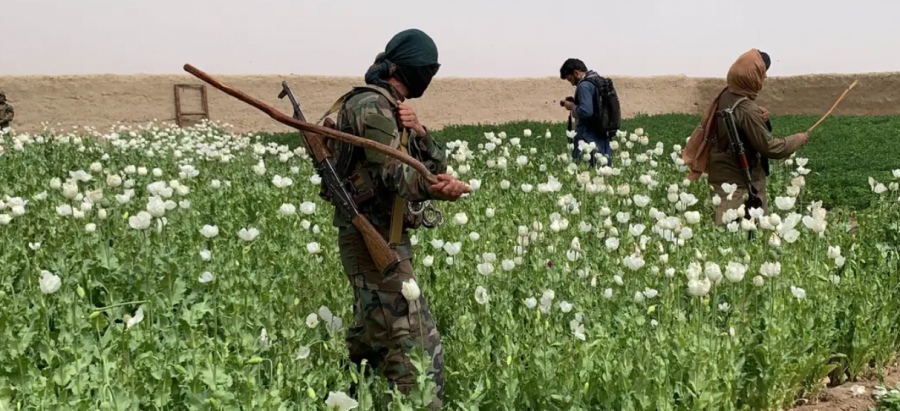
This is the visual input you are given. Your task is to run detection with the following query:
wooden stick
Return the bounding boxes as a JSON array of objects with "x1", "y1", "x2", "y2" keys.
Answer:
[
  {"x1": 182, "y1": 64, "x2": 439, "y2": 185},
  {"x1": 807, "y1": 79, "x2": 859, "y2": 133}
]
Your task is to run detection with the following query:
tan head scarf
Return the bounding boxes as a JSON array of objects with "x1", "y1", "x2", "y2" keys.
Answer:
[
  {"x1": 727, "y1": 49, "x2": 767, "y2": 99},
  {"x1": 682, "y1": 49, "x2": 767, "y2": 180}
]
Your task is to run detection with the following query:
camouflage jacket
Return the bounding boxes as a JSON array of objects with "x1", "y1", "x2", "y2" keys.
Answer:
[
  {"x1": 331, "y1": 84, "x2": 448, "y2": 228},
  {"x1": 0, "y1": 103, "x2": 13, "y2": 127}
]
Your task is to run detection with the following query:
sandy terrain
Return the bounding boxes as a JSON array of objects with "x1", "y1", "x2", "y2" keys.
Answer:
[
  {"x1": 1, "y1": 71, "x2": 897, "y2": 134},
  {"x1": 786, "y1": 363, "x2": 900, "y2": 411}
]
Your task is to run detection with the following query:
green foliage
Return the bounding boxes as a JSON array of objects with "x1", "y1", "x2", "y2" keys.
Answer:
[
  {"x1": 874, "y1": 381, "x2": 900, "y2": 411},
  {"x1": 0, "y1": 118, "x2": 899, "y2": 410},
  {"x1": 438, "y1": 114, "x2": 900, "y2": 212},
  {"x1": 261, "y1": 114, "x2": 900, "y2": 211}
]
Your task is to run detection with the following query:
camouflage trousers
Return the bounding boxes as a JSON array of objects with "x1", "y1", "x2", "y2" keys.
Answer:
[{"x1": 337, "y1": 225, "x2": 445, "y2": 409}]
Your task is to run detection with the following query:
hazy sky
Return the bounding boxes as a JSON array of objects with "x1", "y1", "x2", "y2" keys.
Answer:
[{"x1": 3, "y1": 0, "x2": 896, "y2": 78}]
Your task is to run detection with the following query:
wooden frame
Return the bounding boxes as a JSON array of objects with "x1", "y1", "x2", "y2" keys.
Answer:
[{"x1": 174, "y1": 84, "x2": 209, "y2": 127}]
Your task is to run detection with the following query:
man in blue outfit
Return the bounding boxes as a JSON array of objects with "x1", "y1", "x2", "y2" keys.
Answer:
[{"x1": 559, "y1": 58, "x2": 621, "y2": 167}]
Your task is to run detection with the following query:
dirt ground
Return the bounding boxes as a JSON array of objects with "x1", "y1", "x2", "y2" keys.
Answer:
[
  {"x1": 1, "y1": 71, "x2": 898, "y2": 134},
  {"x1": 786, "y1": 363, "x2": 900, "y2": 411}
]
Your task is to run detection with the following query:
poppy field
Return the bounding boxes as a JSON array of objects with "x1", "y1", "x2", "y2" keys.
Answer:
[{"x1": 1, "y1": 115, "x2": 899, "y2": 410}]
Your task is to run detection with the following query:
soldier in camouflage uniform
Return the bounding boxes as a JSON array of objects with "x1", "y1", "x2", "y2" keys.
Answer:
[
  {"x1": 0, "y1": 91, "x2": 13, "y2": 129},
  {"x1": 322, "y1": 29, "x2": 469, "y2": 409}
]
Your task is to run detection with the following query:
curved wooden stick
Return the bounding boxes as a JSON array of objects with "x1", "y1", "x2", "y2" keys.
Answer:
[
  {"x1": 183, "y1": 64, "x2": 438, "y2": 185},
  {"x1": 807, "y1": 79, "x2": 859, "y2": 133}
]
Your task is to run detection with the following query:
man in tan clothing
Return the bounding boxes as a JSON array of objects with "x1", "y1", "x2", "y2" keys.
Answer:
[{"x1": 683, "y1": 49, "x2": 809, "y2": 225}]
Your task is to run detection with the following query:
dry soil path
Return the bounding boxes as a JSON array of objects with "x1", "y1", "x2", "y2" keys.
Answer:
[{"x1": 786, "y1": 363, "x2": 900, "y2": 411}]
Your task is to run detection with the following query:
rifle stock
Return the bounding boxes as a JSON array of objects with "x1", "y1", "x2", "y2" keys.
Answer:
[
  {"x1": 352, "y1": 214, "x2": 402, "y2": 273},
  {"x1": 299, "y1": 120, "x2": 331, "y2": 161},
  {"x1": 276, "y1": 81, "x2": 401, "y2": 275},
  {"x1": 183, "y1": 64, "x2": 438, "y2": 186},
  {"x1": 317, "y1": 119, "x2": 400, "y2": 273}
]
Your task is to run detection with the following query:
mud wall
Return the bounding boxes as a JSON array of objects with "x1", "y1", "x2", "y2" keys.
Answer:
[{"x1": 0, "y1": 72, "x2": 896, "y2": 134}]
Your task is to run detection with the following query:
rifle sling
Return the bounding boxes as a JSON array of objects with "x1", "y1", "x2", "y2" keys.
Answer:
[
  {"x1": 730, "y1": 97, "x2": 749, "y2": 112},
  {"x1": 717, "y1": 97, "x2": 749, "y2": 149},
  {"x1": 389, "y1": 129, "x2": 410, "y2": 248},
  {"x1": 316, "y1": 91, "x2": 356, "y2": 126},
  {"x1": 722, "y1": 96, "x2": 759, "y2": 197},
  {"x1": 316, "y1": 86, "x2": 389, "y2": 126}
]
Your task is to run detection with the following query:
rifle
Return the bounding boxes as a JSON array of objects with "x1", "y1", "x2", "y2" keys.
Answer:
[
  {"x1": 279, "y1": 80, "x2": 404, "y2": 275},
  {"x1": 721, "y1": 106, "x2": 763, "y2": 238},
  {"x1": 183, "y1": 64, "x2": 416, "y2": 275}
]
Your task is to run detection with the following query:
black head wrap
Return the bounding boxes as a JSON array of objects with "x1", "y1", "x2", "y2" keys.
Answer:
[
  {"x1": 364, "y1": 29, "x2": 440, "y2": 99},
  {"x1": 758, "y1": 50, "x2": 771, "y2": 71}
]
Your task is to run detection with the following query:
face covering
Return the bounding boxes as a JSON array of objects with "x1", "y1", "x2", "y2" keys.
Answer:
[
  {"x1": 393, "y1": 64, "x2": 440, "y2": 98},
  {"x1": 364, "y1": 28, "x2": 441, "y2": 98}
]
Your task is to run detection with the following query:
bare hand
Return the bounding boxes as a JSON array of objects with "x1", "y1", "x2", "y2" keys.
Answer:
[
  {"x1": 759, "y1": 106, "x2": 770, "y2": 121},
  {"x1": 398, "y1": 103, "x2": 427, "y2": 136},
  {"x1": 563, "y1": 101, "x2": 574, "y2": 111},
  {"x1": 428, "y1": 174, "x2": 471, "y2": 201},
  {"x1": 796, "y1": 132, "x2": 810, "y2": 145}
]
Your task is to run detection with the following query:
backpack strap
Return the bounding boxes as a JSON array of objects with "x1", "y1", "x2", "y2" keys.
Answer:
[
  {"x1": 388, "y1": 128, "x2": 411, "y2": 248},
  {"x1": 316, "y1": 91, "x2": 355, "y2": 125}
]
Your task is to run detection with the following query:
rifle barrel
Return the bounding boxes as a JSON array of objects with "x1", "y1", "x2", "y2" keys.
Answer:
[{"x1": 281, "y1": 82, "x2": 307, "y2": 122}]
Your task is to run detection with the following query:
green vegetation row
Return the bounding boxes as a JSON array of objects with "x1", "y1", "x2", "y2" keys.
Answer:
[{"x1": 260, "y1": 114, "x2": 900, "y2": 212}]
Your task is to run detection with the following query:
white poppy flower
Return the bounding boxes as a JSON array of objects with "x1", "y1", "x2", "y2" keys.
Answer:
[
  {"x1": 296, "y1": 345, "x2": 311, "y2": 360},
  {"x1": 238, "y1": 227, "x2": 260, "y2": 241},
  {"x1": 401, "y1": 279, "x2": 421, "y2": 302},
  {"x1": 128, "y1": 211, "x2": 152, "y2": 230},
  {"x1": 299, "y1": 202, "x2": 316, "y2": 215},
  {"x1": 39, "y1": 270, "x2": 61, "y2": 294},
  {"x1": 474, "y1": 286, "x2": 489, "y2": 305},
  {"x1": 199, "y1": 225, "x2": 219, "y2": 238},
  {"x1": 324, "y1": 391, "x2": 358, "y2": 411},
  {"x1": 125, "y1": 306, "x2": 145, "y2": 329}
]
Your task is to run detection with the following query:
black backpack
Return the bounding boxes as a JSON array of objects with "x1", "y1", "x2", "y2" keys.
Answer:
[{"x1": 577, "y1": 75, "x2": 621, "y2": 136}]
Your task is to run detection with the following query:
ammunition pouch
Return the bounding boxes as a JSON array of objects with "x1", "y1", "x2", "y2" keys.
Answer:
[
  {"x1": 318, "y1": 165, "x2": 443, "y2": 231},
  {"x1": 405, "y1": 200, "x2": 443, "y2": 229},
  {"x1": 318, "y1": 168, "x2": 376, "y2": 206}
]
